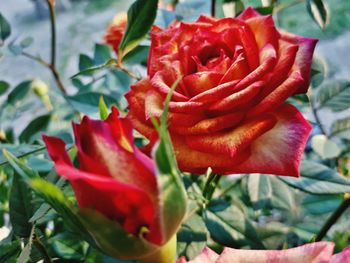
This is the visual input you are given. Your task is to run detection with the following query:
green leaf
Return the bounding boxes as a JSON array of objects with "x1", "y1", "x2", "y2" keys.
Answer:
[
  {"x1": 0, "y1": 240, "x2": 21, "y2": 263},
  {"x1": 255, "y1": 6, "x2": 274, "y2": 15},
  {"x1": 3, "y1": 149, "x2": 39, "y2": 180},
  {"x1": 247, "y1": 174, "x2": 272, "y2": 210},
  {"x1": 9, "y1": 173, "x2": 34, "y2": 237},
  {"x1": 306, "y1": 0, "x2": 329, "y2": 30},
  {"x1": 0, "y1": 13, "x2": 11, "y2": 42},
  {"x1": 19, "y1": 114, "x2": 51, "y2": 143},
  {"x1": 311, "y1": 56, "x2": 328, "y2": 88},
  {"x1": 0, "y1": 144, "x2": 46, "y2": 166},
  {"x1": 118, "y1": 0, "x2": 158, "y2": 60},
  {"x1": 302, "y1": 194, "x2": 342, "y2": 215},
  {"x1": 78, "y1": 54, "x2": 94, "y2": 74},
  {"x1": 66, "y1": 92, "x2": 117, "y2": 115},
  {"x1": 52, "y1": 232, "x2": 88, "y2": 260},
  {"x1": 72, "y1": 58, "x2": 117, "y2": 78},
  {"x1": 204, "y1": 200, "x2": 264, "y2": 249},
  {"x1": 77, "y1": 209, "x2": 156, "y2": 259},
  {"x1": 123, "y1": 45, "x2": 149, "y2": 65},
  {"x1": 19, "y1": 37, "x2": 33, "y2": 49},
  {"x1": 0, "y1": 81, "x2": 9, "y2": 96},
  {"x1": 316, "y1": 80, "x2": 350, "y2": 112},
  {"x1": 331, "y1": 117, "x2": 350, "y2": 137},
  {"x1": 177, "y1": 213, "x2": 207, "y2": 259},
  {"x1": 29, "y1": 178, "x2": 89, "y2": 236},
  {"x1": 99, "y1": 96, "x2": 109, "y2": 120},
  {"x1": 279, "y1": 160, "x2": 350, "y2": 194},
  {"x1": 7, "y1": 80, "x2": 32, "y2": 105},
  {"x1": 269, "y1": 176, "x2": 295, "y2": 211},
  {"x1": 93, "y1": 44, "x2": 112, "y2": 65},
  {"x1": 311, "y1": 134, "x2": 341, "y2": 159}
]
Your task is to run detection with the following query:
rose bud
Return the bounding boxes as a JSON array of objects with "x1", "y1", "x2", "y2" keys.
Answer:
[
  {"x1": 104, "y1": 12, "x2": 128, "y2": 54},
  {"x1": 126, "y1": 7, "x2": 318, "y2": 176},
  {"x1": 43, "y1": 107, "x2": 187, "y2": 262},
  {"x1": 177, "y1": 242, "x2": 350, "y2": 263}
]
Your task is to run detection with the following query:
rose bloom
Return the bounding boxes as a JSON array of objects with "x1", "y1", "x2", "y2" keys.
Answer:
[
  {"x1": 43, "y1": 107, "x2": 183, "y2": 247},
  {"x1": 177, "y1": 242, "x2": 350, "y2": 263},
  {"x1": 126, "y1": 7, "x2": 317, "y2": 176},
  {"x1": 104, "y1": 12, "x2": 128, "y2": 53}
]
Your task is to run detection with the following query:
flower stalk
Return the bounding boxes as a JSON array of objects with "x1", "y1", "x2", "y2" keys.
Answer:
[
  {"x1": 139, "y1": 235, "x2": 177, "y2": 263},
  {"x1": 315, "y1": 193, "x2": 350, "y2": 241}
]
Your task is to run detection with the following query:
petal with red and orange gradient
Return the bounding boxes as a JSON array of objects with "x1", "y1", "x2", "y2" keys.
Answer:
[
  {"x1": 144, "y1": 89, "x2": 204, "y2": 128},
  {"x1": 72, "y1": 116, "x2": 157, "y2": 196},
  {"x1": 281, "y1": 31, "x2": 318, "y2": 94},
  {"x1": 208, "y1": 81, "x2": 263, "y2": 113},
  {"x1": 247, "y1": 71, "x2": 304, "y2": 118},
  {"x1": 216, "y1": 242, "x2": 334, "y2": 263},
  {"x1": 42, "y1": 136, "x2": 156, "y2": 237},
  {"x1": 186, "y1": 115, "x2": 276, "y2": 158},
  {"x1": 183, "y1": 72, "x2": 223, "y2": 97},
  {"x1": 171, "y1": 135, "x2": 250, "y2": 174},
  {"x1": 232, "y1": 104, "x2": 311, "y2": 176},
  {"x1": 171, "y1": 112, "x2": 244, "y2": 135}
]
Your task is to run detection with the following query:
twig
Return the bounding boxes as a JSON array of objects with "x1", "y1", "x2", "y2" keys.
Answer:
[
  {"x1": 211, "y1": 0, "x2": 216, "y2": 17},
  {"x1": 116, "y1": 64, "x2": 141, "y2": 80},
  {"x1": 315, "y1": 193, "x2": 350, "y2": 241},
  {"x1": 45, "y1": 0, "x2": 67, "y2": 95},
  {"x1": 34, "y1": 235, "x2": 53, "y2": 263}
]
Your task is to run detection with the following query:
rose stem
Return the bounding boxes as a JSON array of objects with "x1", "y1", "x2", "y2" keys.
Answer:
[
  {"x1": 211, "y1": 0, "x2": 216, "y2": 17},
  {"x1": 315, "y1": 193, "x2": 350, "y2": 241},
  {"x1": 46, "y1": 0, "x2": 67, "y2": 95}
]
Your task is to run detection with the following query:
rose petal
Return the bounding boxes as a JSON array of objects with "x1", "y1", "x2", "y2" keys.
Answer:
[
  {"x1": 186, "y1": 115, "x2": 276, "y2": 158},
  {"x1": 181, "y1": 247, "x2": 219, "y2": 263},
  {"x1": 331, "y1": 247, "x2": 350, "y2": 263},
  {"x1": 233, "y1": 104, "x2": 311, "y2": 176},
  {"x1": 260, "y1": 40, "x2": 299, "y2": 97},
  {"x1": 281, "y1": 31, "x2": 318, "y2": 94},
  {"x1": 208, "y1": 81, "x2": 263, "y2": 113},
  {"x1": 145, "y1": 89, "x2": 204, "y2": 127},
  {"x1": 171, "y1": 112, "x2": 244, "y2": 135},
  {"x1": 247, "y1": 71, "x2": 304, "y2": 118},
  {"x1": 172, "y1": 135, "x2": 250, "y2": 174},
  {"x1": 216, "y1": 242, "x2": 334, "y2": 263},
  {"x1": 183, "y1": 71, "x2": 223, "y2": 97}
]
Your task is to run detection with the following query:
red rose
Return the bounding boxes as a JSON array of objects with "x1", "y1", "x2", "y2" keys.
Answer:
[
  {"x1": 43, "y1": 107, "x2": 186, "y2": 254},
  {"x1": 104, "y1": 12, "x2": 128, "y2": 53},
  {"x1": 126, "y1": 7, "x2": 317, "y2": 176},
  {"x1": 177, "y1": 242, "x2": 350, "y2": 263}
]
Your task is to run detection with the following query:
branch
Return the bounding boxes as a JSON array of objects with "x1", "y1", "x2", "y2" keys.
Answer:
[{"x1": 315, "y1": 193, "x2": 350, "y2": 241}]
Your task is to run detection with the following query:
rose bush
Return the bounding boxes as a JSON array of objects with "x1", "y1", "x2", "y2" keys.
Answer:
[
  {"x1": 177, "y1": 242, "x2": 350, "y2": 263},
  {"x1": 43, "y1": 107, "x2": 186, "y2": 260},
  {"x1": 126, "y1": 7, "x2": 317, "y2": 176}
]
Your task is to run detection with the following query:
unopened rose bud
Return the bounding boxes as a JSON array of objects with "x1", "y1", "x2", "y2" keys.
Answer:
[
  {"x1": 0, "y1": 129, "x2": 6, "y2": 142},
  {"x1": 32, "y1": 79, "x2": 49, "y2": 97}
]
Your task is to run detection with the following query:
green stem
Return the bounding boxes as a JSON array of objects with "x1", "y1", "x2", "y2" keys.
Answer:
[
  {"x1": 203, "y1": 172, "x2": 221, "y2": 202},
  {"x1": 34, "y1": 235, "x2": 53, "y2": 263},
  {"x1": 315, "y1": 193, "x2": 350, "y2": 241}
]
